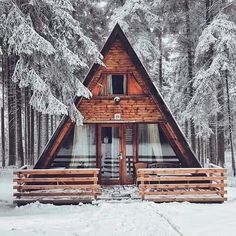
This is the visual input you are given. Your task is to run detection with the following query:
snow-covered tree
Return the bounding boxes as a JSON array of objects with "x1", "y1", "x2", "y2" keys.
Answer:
[
  {"x1": 108, "y1": 0, "x2": 162, "y2": 85},
  {"x1": 187, "y1": 13, "x2": 236, "y2": 134},
  {"x1": 186, "y1": 13, "x2": 236, "y2": 168},
  {"x1": 0, "y1": 0, "x2": 103, "y2": 125}
]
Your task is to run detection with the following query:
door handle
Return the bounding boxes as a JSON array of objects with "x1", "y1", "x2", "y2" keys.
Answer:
[{"x1": 119, "y1": 152, "x2": 123, "y2": 160}]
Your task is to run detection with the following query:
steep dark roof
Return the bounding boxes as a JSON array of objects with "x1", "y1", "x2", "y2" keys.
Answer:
[{"x1": 35, "y1": 23, "x2": 201, "y2": 169}]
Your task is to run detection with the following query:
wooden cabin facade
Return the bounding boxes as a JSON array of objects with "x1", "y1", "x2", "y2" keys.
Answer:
[
  {"x1": 14, "y1": 24, "x2": 227, "y2": 205},
  {"x1": 34, "y1": 24, "x2": 201, "y2": 185}
]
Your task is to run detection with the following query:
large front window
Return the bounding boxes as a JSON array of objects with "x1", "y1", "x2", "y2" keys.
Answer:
[
  {"x1": 51, "y1": 123, "x2": 180, "y2": 170},
  {"x1": 138, "y1": 124, "x2": 179, "y2": 165},
  {"x1": 52, "y1": 124, "x2": 96, "y2": 168},
  {"x1": 70, "y1": 125, "x2": 96, "y2": 168}
]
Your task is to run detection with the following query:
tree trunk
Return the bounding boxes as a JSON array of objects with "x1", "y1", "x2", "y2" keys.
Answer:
[
  {"x1": 205, "y1": 0, "x2": 216, "y2": 165},
  {"x1": 200, "y1": 138, "x2": 205, "y2": 166},
  {"x1": 225, "y1": 71, "x2": 236, "y2": 175},
  {"x1": 45, "y1": 114, "x2": 49, "y2": 143},
  {"x1": 7, "y1": 55, "x2": 16, "y2": 166},
  {"x1": 37, "y1": 112, "x2": 42, "y2": 157},
  {"x1": 205, "y1": 0, "x2": 213, "y2": 25},
  {"x1": 16, "y1": 85, "x2": 24, "y2": 167},
  {"x1": 197, "y1": 136, "x2": 201, "y2": 161},
  {"x1": 217, "y1": 81, "x2": 225, "y2": 166},
  {"x1": 209, "y1": 117, "x2": 217, "y2": 164},
  {"x1": 1, "y1": 107, "x2": 5, "y2": 167},
  {"x1": 1, "y1": 46, "x2": 6, "y2": 168},
  {"x1": 30, "y1": 104, "x2": 35, "y2": 165},
  {"x1": 184, "y1": 120, "x2": 189, "y2": 139},
  {"x1": 158, "y1": 30, "x2": 163, "y2": 90},
  {"x1": 41, "y1": 114, "x2": 49, "y2": 148},
  {"x1": 24, "y1": 88, "x2": 28, "y2": 164},
  {"x1": 27, "y1": 88, "x2": 32, "y2": 165},
  {"x1": 184, "y1": 0, "x2": 196, "y2": 153}
]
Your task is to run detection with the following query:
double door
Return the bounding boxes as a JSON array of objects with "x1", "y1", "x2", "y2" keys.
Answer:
[{"x1": 98, "y1": 124, "x2": 135, "y2": 185}]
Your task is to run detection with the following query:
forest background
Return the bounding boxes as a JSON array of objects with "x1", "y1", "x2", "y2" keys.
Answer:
[{"x1": 0, "y1": 0, "x2": 236, "y2": 175}]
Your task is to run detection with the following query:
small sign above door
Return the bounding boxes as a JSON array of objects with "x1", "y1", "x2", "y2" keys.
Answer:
[{"x1": 114, "y1": 113, "x2": 121, "y2": 120}]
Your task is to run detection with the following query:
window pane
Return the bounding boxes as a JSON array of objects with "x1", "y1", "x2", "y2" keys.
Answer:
[
  {"x1": 125, "y1": 125, "x2": 134, "y2": 178},
  {"x1": 111, "y1": 75, "x2": 125, "y2": 94},
  {"x1": 70, "y1": 125, "x2": 96, "y2": 168},
  {"x1": 138, "y1": 124, "x2": 180, "y2": 166},
  {"x1": 51, "y1": 124, "x2": 96, "y2": 168},
  {"x1": 51, "y1": 128, "x2": 74, "y2": 168},
  {"x1": 101, "y1": 127, "x2": 120, "y2": 180}
]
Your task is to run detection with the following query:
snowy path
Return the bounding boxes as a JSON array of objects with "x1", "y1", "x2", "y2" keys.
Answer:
[
  {"x1": 1, "y1": 169, "x2": 236, "y2": 236},
  {"x1": 0, "y1": 202, "x2": 180, "y2": 236}
]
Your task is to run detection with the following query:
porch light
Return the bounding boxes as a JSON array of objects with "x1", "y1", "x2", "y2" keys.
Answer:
[{"x1": 114, "y1": 96, "x2": 121, "y2": 104}]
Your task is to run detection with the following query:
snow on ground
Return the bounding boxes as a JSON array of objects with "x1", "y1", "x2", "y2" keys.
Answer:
[{"x1": 1, "y1": 169, "x2": 236, "y2": 236}]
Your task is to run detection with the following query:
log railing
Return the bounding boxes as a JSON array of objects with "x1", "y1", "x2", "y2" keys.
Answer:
[
  {"x1": 137, "y1": 168, "x2": 227, "y2": 203},
  {"x1": 13, "y1": 168, "x2": 100, "y2": 205}
]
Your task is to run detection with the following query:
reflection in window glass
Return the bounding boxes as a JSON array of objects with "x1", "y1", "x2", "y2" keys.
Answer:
[
  {"x1": 108, "y1": 74, "x2": 126, "y2": 94},
  {"x1": 126, "y1": 125, "x2": 134, "y2": 178},
  {"x1": 51, "y1": 127, "x2": 74, "y2": 168},
  {"x1": 51, "y1": 124, "x2": 96, "y2": 168},
  {"x1": 70, "y1": 125, "x2": 96, "y2": 168},
  {"x1": 138, "y1": 124, "x2": 180, "y2": 165},
  {"x1": 101, "y1": 127, "x2": 120, "y2": 180}
]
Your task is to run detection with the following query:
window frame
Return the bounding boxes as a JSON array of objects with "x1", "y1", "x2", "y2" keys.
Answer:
[{"x1": 107, "y1": 73, "x2": 127, "y2": 95}]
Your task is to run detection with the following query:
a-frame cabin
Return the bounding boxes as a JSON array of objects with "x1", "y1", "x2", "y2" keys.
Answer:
[{"x1": 34, "y1": 24, "x2": 201, "y2": 185}]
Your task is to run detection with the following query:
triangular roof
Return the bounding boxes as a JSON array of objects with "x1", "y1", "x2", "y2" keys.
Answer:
[{"x1": 35, "y1": 23, "x2": 201, "y2": 169}]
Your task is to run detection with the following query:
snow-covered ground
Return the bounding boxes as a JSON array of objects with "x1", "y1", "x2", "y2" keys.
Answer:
[{"x1": 1, "y1": 169, "x2": 236, "y2": 236}]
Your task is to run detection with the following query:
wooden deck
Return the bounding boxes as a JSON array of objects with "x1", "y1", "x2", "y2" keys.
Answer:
[
  {"x1": 13, "y1": 168, "x2": 101, "y2": 206},
  {"x1": 13, "y1": 168, "x2": 227, "y2": 205},
  {"x1": 137, "y1": 168, "x2": 227, "y2": 203}
]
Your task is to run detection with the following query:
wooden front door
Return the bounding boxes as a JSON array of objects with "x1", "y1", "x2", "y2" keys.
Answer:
[{"x1": 98, "y1": 124, "x2": 135, "y2": 185}]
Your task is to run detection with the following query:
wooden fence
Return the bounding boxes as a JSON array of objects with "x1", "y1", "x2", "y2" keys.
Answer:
[
  {"x1": 137, "y1": 168, "x2": 227, "y2": 203},
  {"x1": 13, "y1": 168, "x2": 100, "y2": 205}
]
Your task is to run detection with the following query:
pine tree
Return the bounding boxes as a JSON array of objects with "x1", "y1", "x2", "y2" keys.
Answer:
[
  {"x1": 1, "y1": 0, "x2": 103, "y2": 125},
  {"x1": 109, "y1": 0, "x2": 162, "y2": 85},
  {"x1": 187, "y1": 13, "x2": 236, "y2": 169}
]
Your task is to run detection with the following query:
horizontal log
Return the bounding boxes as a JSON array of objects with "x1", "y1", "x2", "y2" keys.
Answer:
[
  {"x1": 88, "y1": 95, "x2": 149, "y2": 100},
  {"x1": 137, "y1": 166, "x2": 227, "y2": 205},
  {"x1": 137, "y1": 168, "x2": 226, "y2": 175},
  {"x1": 14, "y1": 199, "x2": 94, "y2": 206},
  {"x1": 139, "y1": 183, "x2": 226, "y2": 189},
  {"x1": 141, "y1": 190, "x2": 227, "y2": 196},
  {"x1": 14, "y1": 177, "x2": 98, "y2": 183},
  {"x1": 14, "y1": 185, "x2": 100, "y2": 191},
  {"x1": 138, "y1": 176, "x2": 226, "y2": 182},
  {"x1": 14, "y1": 168, "x2": 100, "y2": 175},
  {"x1": 14, "y1": 191, "x2": 101, "y2": 197},
  {"x1": 80, "y1": 104, "x2": 154, "y2": 108},
  {"x1": 144, "y1": 197, "x2": 226, "y2": 203}
]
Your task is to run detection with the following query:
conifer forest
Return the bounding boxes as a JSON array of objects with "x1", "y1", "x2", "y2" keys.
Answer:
[{"x1": 0, "y1": 0, "x2": 236, "y2": 175}]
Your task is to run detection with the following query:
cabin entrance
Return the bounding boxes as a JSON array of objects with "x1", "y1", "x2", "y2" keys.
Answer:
[{"x1": 98, "y1": 124, "x2": 135, "y2": 185}]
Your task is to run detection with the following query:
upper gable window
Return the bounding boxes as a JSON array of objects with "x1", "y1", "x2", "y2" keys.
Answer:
[
  {"x1": 92, "y1": 73, "x2": 144, "y2": 96},
  {"x1": 108, "y1": 74, "x2": 127, "y2": 95}
]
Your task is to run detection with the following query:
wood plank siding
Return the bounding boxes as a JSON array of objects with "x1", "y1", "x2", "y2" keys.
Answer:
[
  {"x1": 137, "y1": 168, "x2": 227, "y2": 203},
  {"x1": 13, "y1": 169, "x2": 101, "y2": 206},
  {"x1": 34, "y1": 24, "x2": 201, "y2": 170},
  {"x1": 79, "y1": 96, "x2": 163, "y2": 123},
  {"x1": 79, "y1": 39, "x2": 163, "y2": 123}
]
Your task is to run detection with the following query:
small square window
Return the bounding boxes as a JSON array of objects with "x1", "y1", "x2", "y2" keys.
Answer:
[{"x1": 108, "y1": 75, "x2": 126, "y2": 94}]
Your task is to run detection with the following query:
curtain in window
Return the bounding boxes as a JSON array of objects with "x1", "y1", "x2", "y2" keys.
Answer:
[
  {"x1": 107, "y1": 74, "x2": 112, "y2": 95},
  {"x1": 69, "y1": 124, "x2": 96, "y2": 168},
  {"x1": 101, "y1": 127, "x2": 120, "y2": 179},
  {"x1": 107, "y1": 74, "x2": 127, "y2": 94},
  {"x1": 138, "y1": 124, "x2": 163, "y2": 162},
  {"x1": 111, "y1": 127, "x2": 119, "y2": 178},
  {"x1": 149, "y1": 124, "x2": 163, "y2": 160},
  {"x1": 123, "y1": 74, "x2": 127, "y2": 94}
]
